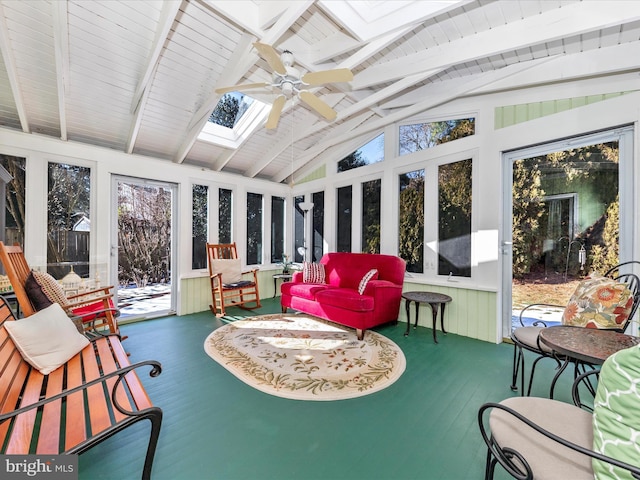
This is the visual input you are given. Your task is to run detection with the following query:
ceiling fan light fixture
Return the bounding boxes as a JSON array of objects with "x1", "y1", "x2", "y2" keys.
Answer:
[
  {"x1": 281, "y1": 82, "x2": 294, "y2": 98},
  {"x1": 281, "y1": 50, "x2": 294, "y2": 67}
]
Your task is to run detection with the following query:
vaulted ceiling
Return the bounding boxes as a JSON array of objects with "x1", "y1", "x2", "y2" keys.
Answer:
[{"x1": 1, "y1": 1, "x2": 639, "y2": 183}]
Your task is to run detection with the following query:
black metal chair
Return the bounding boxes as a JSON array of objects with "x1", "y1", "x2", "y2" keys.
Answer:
[
  {"x1": 510, "y1": 261, "x2": 640, "y2": 396},
  {"x1": 480, "y1": 367, "x2": 640, "y2": 480}
]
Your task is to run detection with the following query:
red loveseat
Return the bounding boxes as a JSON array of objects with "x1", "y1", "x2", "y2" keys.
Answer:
[{"x1": 280, "y1": 252, "x2": 406, "y2": 340}]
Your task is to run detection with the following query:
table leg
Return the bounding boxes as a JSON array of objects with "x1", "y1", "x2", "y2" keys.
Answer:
[
  {"x1": 440, "y1": 303, "x2": 448, "y2": 335},
  {"x1": 273, "y1": 277, "x2": 277, "y2": 298},
  {"x1": 429, "y1": 302, "x2": 439, "y2": 344},
  {"x1": 404, "y1": 300, "x2": 411, "y2": 336},
  {"x1": 549, "y1": 355, "x2": 571, "y2": 399}
]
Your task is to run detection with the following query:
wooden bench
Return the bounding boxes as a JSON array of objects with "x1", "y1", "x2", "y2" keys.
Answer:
[{"x1": 0, "y1": 297, "x2": 162, "y2": 479}]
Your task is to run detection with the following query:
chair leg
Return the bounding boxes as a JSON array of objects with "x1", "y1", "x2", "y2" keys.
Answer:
[
  {"x1": 510, "y1": 342, "x2": 521, "y2": 391},
  {"x1": 485, "y1": 446, "x2": 497, "y2": 480}
]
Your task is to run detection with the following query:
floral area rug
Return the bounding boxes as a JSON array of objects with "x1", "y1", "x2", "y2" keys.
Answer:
[{"x1": 204, "y1": 313, "x2": 406, "y2": 401}]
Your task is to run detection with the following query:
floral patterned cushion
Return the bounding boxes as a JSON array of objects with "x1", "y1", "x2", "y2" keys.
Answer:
[
  {"x1": 592, "y1": 345, "x2": 640, "y2": 478},
  {"x1": 562, "y1": 276, "x2": 634, "y2": 330}
]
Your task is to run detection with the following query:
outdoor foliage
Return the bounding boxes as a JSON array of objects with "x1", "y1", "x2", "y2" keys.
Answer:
[
  {"x1": 210, "y1": 95, "x2": 239, "y2": 128},
  {"x1": 47, "y1": 163, "x2": 91, "y2": 276},
  {"x1": 118, "y1": 184, "x2": 171, "y2": 287},
  {"x1": 399, "y1": 118, "x2": 474, "y2": 155},
  {"x1": 192, "y1": 184, "x2": 208, "y2": 269},
  {"x1": 438, "y1": 159, "x2": 472, "y2": 276},
  {"x1": 398, "y1": 171, "x2": 424, "y2": 272},
  {"x1": 362, "y1": 179, "x2": 381, "y2": 254},
  {"x1": 0, "y1": 155, "x2": 25, "y2": 244},
  {"x1": 512, "y1": 142, "x2": 619, "y2": 279}
]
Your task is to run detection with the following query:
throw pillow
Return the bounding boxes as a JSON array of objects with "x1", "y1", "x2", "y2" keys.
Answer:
[
  {"x1": 358, "y1": 269, "x2": 379, "y2": 295},
  {"x1": 562, "y1": 276, "x2": 634, "y2": 329},
  {"x1": 302, "y1": 262, "x2": 325, "y2": 283},
  {"x1": 4, "y1": 303, "x2": 90, "y2": 375},
  {"x1": 592, "y1": 344, "x2": 640, "y2": 478},
  {"x1": 25, "y1": 271, "x2": 54, "y2": 310},
  {"x1": 30, "y1": 270, "x2": 69, "y2": 307},
  {"x1": 211, "y1": 259, "x2": 243, "y2": 285}
]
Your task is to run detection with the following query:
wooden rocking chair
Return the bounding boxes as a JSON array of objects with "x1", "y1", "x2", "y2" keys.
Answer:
[
  {"x1": 207, "y1": 243, "x2": 261, "y2": 317},
  {"x1": 0, "y1": 241, "x2": 120, "y2": 335}
]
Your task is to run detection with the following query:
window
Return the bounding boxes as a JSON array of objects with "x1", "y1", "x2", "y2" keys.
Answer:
[
  {"x1": 47, "y1": 163, "x2": 91, "y2": 279},
  {"x1": 399, "y1": 118, "x2": 475, "y2": 156},
  {"x1": 294, "y1": 196, "x2": 304, "y2": 262},
  {"x1": 192, "y1": 185, "x2": 209, "y2": 269},
  {"x1": 271, "y1": 196, "x2": 285, "y2": 263},
  {"x1": 337, "y1": 133, "x2": 384, "y2": 172},
  {"x1": 398, "y1": 170, "x2": 424, "y2": 273},
  {"x1": 209, "y1": 93, "x2": 254, "y2": 129},
  {"x1": 336, "y1": 186, "x2": 352, "y2": 252},
  {"x1": 219, "y1": 188, "x2": 232, "y2": 244},
  {"x1": 362, "y1": 179, "x2": 381, "y2": 254},
  {"x1": 0, "y1": 154, "x2": 25, "y2": 248},
  {"x1": 438, "y1": 159, "x2": 472, "y2": 277},
  {"x1": 312, "y1": 191, "x2": 324, "y2": 262},
  {"x1": 246, "y1": 192, "x2": 263, "y2": 265}
]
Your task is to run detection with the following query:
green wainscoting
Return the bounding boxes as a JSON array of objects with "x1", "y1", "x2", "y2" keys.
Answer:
[
  {"x1": 179, "y1": 270, "x2": 284, "y2": 315},
  {"x1": 181, "y1": 276, "x2": 498, "y2": 343},
  {"x1": 400, "y1": 282, "x2": 497, "y2": 343}
]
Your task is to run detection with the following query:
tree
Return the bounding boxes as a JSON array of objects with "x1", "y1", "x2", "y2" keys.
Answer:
[
  {"x1": 0, "y1": 155, "x2": 26, "y2": 243},
  {"x1": 512, "y1": 159, "x2": 545, "y2": 279},
  {"x1": 210, "y1": 94, "x2": 240, "y2": 128},
  {"x1": 118, "y1": 184, "x2": 171, "y2": 287},
  {"x1": 362, "y1": 179, "x2": 381, "y2": 254},
  {"x1": 398, "y1": 171, "x2": 424, "y2": 272},
  {"x1": 47, "y1": 164, "x2": 91, "y2": 275}
]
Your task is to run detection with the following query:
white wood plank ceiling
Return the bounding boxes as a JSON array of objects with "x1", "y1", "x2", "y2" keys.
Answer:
[{"x1": 1, "y1": 0, "x2": 639, "y2": 183}]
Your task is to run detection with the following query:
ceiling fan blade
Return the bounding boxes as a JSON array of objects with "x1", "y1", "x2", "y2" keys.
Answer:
[
  {"x1": 301, "y1": 68, "x2": 354, "y2": 86},
  {"x1": 215, "y1": 82, "x2": 269, "y2": 94},
  {"x1": 265, "y1": 95, "x2": 286, "y2": 129},
  {"x1": 299, "y1": 91, "x2": 337, "y2": 121},
  {"x1": 253, "y1": 42, "x2": 286, "y2": 76}
]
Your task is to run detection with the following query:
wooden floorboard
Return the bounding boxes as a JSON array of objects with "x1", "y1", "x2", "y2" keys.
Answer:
[{"x1": 78, "y1": 298, "x2": 575, "y2": 480}]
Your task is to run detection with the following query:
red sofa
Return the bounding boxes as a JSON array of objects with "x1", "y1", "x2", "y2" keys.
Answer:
[{"x1": 280, "y1": 252, "x2": 406, "y2": 340}]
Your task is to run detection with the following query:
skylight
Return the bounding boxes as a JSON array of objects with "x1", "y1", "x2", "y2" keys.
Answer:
[{"x1": 198, "y1": 92, "x2": 270, "y2": 149}]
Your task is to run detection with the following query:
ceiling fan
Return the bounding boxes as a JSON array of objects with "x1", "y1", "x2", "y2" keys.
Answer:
[{"x1": 215, "y1": 42, "x2": 353, "y2": 129}]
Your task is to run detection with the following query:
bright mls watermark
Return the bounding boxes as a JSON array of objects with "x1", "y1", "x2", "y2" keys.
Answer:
[{"x1": 1, "y1": 455, "x2": 78, "y2": 480}]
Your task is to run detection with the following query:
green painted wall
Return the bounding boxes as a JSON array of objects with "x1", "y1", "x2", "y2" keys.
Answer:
[
  {"x1": 494, "y1": 92, "x2": 634, "y2": 129},
  {"x1": 180, "y1": 276, "x2": 498, "y2": 343}
]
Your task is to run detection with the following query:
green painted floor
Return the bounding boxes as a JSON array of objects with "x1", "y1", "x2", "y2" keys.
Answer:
[{"x1": 78, "y1": 298, "x2": 575, "y2": 480}]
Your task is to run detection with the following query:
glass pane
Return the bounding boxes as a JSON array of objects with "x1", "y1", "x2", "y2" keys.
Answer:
[
  {"x1": 399, "y1": 169, "x2": 424, "y2": 273},
  {"x1": 47, "y1": 163, "x2": 91, "y2": 279},
  {"x1": 336, "y1": 186, "x2": 352, "y2": 252},
  {"x1": 117, "y1": 181, "x2": 172, "y2": 296},
  {"x1": 399, "y1": 118, "x2": 475, "y2": 156},
  {"x1": 512, "y1": 141, "x2": 620, "y2": 327},
  {"x1": 312, "y1": 191, "x2": 324, "y2": 262},
  {"x1": 337, "y1": 133, "x2": 384, "y2": 172},
  {"x1": 362, "y1": 179, "x2": 381, "y2": 254},
  {"x1": 246, "y1": 192, "x2": 263, "y2": 265},
  {"x1": 0, "y1": 154, "x2": 25, "y2": 248},
  {"x1": 192, "y1": 185, "x2": 208, "y2": 269},
  {"x1": 438, "y1": 159, "x2": 472, "y2": 277},
  {"x1": 219, "y1": 188, "x2": 232, "y2": 243},
  {"x1": 271, "y1": 196, "x2": 285, "y2": 263},
  {"x1": 209, "y1": 92, "x2": 254, "y2": 128},
  {"x1": 294, "y1": 196, "x2": 304, "y2": 262}
]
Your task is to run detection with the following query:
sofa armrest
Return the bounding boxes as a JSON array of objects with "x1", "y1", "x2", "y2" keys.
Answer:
[{"x1": 291, "y1": 271, "x2": 303, "y2": 283}]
